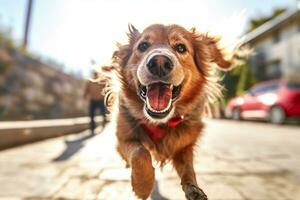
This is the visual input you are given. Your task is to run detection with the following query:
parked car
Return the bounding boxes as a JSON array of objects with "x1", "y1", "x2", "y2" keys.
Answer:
[{"x1": 226, "y1": 80, "x2": 300, "y2": 124}]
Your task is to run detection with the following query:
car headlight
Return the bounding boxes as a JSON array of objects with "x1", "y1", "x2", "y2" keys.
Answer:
[{"x1": 236, "y1": 98, "x2": 244, "y2": 105}]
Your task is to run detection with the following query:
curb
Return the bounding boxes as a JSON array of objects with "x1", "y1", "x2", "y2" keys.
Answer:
[{"x1": 0, "y1": 117, "x2": 102, "y2": 150}]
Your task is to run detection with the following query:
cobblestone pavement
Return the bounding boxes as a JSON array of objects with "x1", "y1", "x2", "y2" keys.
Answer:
[{"x1": 0, "y1": 119, "x2": 299, "y2": 200}]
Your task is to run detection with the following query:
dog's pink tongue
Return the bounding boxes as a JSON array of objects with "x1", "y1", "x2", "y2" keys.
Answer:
[{"x1": 147, "y1": 83, "x2": 172, "y2": 111}]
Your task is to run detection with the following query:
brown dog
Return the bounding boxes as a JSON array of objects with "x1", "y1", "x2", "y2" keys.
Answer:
[{"x1": 106, "y1": 24, "x2": 233, "y2": 200}]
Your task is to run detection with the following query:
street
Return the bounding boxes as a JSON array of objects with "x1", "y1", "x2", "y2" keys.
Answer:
[{"x1": 0, "y1": 119, "x2": 299, "y2": 200}]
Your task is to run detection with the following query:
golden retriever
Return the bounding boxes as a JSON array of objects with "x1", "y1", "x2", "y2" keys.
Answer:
[{"x1": 105, "y1": 24, "x2": 233, "y2": 200}]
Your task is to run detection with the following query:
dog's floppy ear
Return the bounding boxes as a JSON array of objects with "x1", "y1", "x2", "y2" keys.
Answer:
[
  {"x1": 127, "y1": 23, "x2": 140, "y2": 44},
  {"x1": 191, "y1": 28, "x2": 232, "y2": 74},
  {"x1": 112, "y1": 24, "x2": 140, "y2": 67}
]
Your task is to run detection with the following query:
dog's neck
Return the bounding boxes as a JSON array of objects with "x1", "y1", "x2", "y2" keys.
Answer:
[{"x1": 141, "y1": 115, "x2": 183, "y2": 143}]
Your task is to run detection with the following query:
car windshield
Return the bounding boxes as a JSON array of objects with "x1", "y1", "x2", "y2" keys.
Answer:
[
  {"x1": 287, "y1": 82, "x2": 300, "y2": 90},
  {"x1": 250, "y1": 83, "x2": 279, "y2": 95}
]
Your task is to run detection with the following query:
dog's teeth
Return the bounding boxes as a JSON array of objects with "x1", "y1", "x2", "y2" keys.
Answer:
[{"x1": 170, "y1": 85, "x2": 174, "y2": 90}]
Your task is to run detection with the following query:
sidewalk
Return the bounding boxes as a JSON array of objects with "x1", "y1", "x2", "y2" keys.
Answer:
[{"x1": 0, "y1": 120, "x2": 299, "y2": 199}]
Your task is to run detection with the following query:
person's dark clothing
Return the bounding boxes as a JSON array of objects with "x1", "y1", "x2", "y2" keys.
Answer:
[
  {"x1": 84, "y1": 80, "x2": 106, "y2": 134},
  {"x1": 89, "y1": 100, "x2": 106, "y2": 134}
]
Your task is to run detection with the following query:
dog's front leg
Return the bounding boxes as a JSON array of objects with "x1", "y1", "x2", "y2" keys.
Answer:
[
  {"x1": 120, "y1": 141, "x2": 154, "y2": 200},
  {"x1": 173, "y1": 145, "x2": 208, "y2": 200}
]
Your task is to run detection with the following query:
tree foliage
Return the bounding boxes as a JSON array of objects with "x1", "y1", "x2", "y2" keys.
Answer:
[{"x1": 247, "y1": 8, "x2": 287, "y2": 33}]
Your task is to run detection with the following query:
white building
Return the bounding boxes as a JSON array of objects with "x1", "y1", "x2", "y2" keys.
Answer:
[{"x1": 243, "y1": 7, "x2": 300, "y2": 81}]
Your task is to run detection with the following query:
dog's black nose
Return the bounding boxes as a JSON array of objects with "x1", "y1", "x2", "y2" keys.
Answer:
[{"x1": 147, "y1": 55, "x2": 173, "y2": 77}]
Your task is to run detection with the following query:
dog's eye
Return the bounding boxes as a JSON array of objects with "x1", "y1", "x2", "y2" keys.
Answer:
[
  {"x1": 138, "y1": 42, "x2": 150, "y2": 52},
  {"x1": 175, "y1": 43, "x2": 187, "y2": 53}
]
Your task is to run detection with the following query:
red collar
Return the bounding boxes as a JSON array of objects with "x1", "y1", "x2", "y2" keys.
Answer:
[{"x1": 141, "y1": 115, "x2": 183, "y2": 143}]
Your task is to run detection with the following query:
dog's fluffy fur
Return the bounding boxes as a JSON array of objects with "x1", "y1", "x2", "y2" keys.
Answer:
[{"x1": 103, "y1": 24, "x2": 234, "y2": 200}]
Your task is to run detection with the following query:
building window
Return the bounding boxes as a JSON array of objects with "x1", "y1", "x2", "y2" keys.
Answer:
[
  {"x1": 266, "y1": 60, "x2": 282, "y2": 78},
  {"x1": 273, "y1": 32, "x2": 281, "y2": 44}
]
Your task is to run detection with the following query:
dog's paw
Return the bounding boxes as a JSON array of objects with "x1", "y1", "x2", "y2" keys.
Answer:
[
  {"x1": 184, "y1": 183, "x2": 208, "y2": 200},
  {"x1": 130, "y1": 148, "x2": 154, "y2": 199}
]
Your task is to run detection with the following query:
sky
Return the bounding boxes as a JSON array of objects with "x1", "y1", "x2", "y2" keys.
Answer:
[{"x1": 0, "y1": 0, "x2": 297, "y2": 77}]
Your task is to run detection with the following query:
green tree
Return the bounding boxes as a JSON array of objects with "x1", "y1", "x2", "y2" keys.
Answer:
[{"x1": 247, "y1": 8, "x2": 287, "y2": 33}]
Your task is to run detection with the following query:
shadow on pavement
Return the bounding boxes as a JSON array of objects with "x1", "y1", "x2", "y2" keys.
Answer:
[
  {"x1": 52, "y1": 123, "x2": 108, "y2": 162},
  {"x1": 151, "y1": 180, "x2": 169, "y2": 200},
  {"x1": 52, "y1": 132, "x2": 95, "y2": 162}
]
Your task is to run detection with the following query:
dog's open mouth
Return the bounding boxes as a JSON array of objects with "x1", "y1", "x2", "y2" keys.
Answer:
[{"x1": 139, "y1": 82, "x2": 182, "y2": 119}]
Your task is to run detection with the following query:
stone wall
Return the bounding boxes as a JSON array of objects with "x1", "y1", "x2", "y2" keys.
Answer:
[{"x1": 0, "y1": 46, "x2": 87, "y2": 120}]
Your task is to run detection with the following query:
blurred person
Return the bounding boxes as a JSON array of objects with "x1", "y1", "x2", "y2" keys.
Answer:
[{"x1": 84, "y1": 70, "x2": 107, "y2": 135}]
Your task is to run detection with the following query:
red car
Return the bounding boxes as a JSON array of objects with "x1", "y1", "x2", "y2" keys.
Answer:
[{"x1": 226, "y1": 80, "x2": 300, "y2": 124}]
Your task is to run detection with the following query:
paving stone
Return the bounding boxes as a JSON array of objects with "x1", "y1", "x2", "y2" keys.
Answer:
[
  {"x1": 54, "y1": 177, "x2": 83, "y2": 199},
  {"x1": 97, "y1": 181, "x2": 137, "y2": 200},
  {"x1": 54, "y1": 177, "x2": 105, "y2": 199},
  {"x1": 233, "y1": 176, "x2": 279, "y2": 200},
  {"x1": 157, "y1": 178, "x2": 186, "y2": 200},
  {"x1": 201, "y1": 182, "x2": 243, "y2": 200},
  {"x1": 99, "y1": 168, "x2": 131, "y2": 181},
  {"x1": 237, "y1": 160, "x2": 284, "y2": 174}
]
